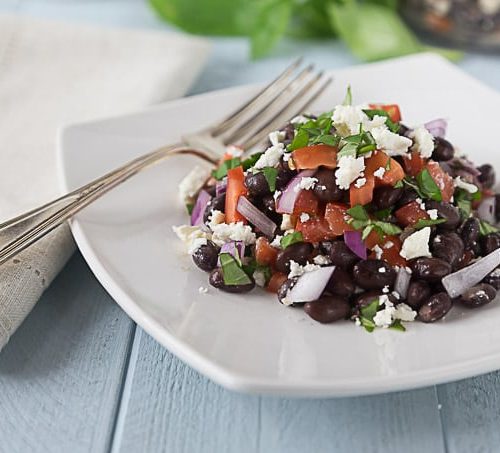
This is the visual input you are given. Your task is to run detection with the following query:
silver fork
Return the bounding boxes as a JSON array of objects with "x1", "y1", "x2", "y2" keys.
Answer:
[{"x1": 0, "y1": 59, "x2": 332, "y2": 264}]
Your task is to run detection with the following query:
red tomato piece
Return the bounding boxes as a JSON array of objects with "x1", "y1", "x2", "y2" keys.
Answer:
[
  {"x1": 403, "y1": 150, "x2": 427, "y2": 177},
  {"x1": 293, "y1": 190, "x2": 320, "y2": 216},
  {"x1": 395, "y1": 200, "x2": 429, "y2": 227},
  {"x1": 296, "y1": 217, "x2": 337, "y2": 242},
  {"x1": 292, "y1": 145, "x2": 337, "y2": 170},
  {"x1": 368, "y1": 103, "x2": 402, "y2": 123},
  {"x1": 255, "y1": 237, "x2": 278, "y2": 267},
  {"x1": 266, "y1": 272, "x2": 288, "y2": 294},
  {"x1": 324, "y1": 202, "x2": 353, "y2": 236},
  {"x1": 225, "y1": 166, "x2": 247, "y2": 224},
  {"x1": 425, "y1": 161, "x2": 454, "y2": 202}
]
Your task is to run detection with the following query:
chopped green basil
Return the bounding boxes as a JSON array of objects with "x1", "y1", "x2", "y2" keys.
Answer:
[
  {"x1": 402, "y1": 176, "x2": 425, "y2": 198},
  {"x1": 393, "y1": 179, "x2": 404, "y2": 188},
  {"x1": 260, "y1": 167, "x2": 278, "y2": 192},
  {"x1": 337, "y1": 142, "x2": 358, "y2": 159},
  {"x1": 385, "y1": 158, "x2": 392, "y2": 170},
  {"x1": 212, "y1": 157, "x2": 241, "y2": 180},
  {"x1": 363, "y1": 108, "x2": 400, "y2": 133},
  {"x1": 454, "y1": 188, "x2": 472, "y2": 219},
  {"x1": 242, "y1": 152, "x2": 262, "y2": 170},
  {"x1": 373, "y1": 208, "x2": 392, "y2": 221},
  {"x1": 343, "y1": 85, "x2": 352, "y2": 106},
  {"x1": 310, "y1": 134, "x2": 340, "y2": 147},
  {"x1": 186, "y1": 203, "x2": 194, "y2": 215},
  {"x1": 413, "y1": 218, "x2": 447, "y2": 229},
  {"x1": 288, "y1": 128, "x2": 309, "y2": 151},
  {"x1": 362, "y1": 224, "x2": 374, "y2": 240},
  {"x1": 416, "y1": 169, "x2": 442, "y2": 201},
  {"x1": 219, "y1": 253, "x2": 253, "y2": 286},
  {"x1": 372, "y1": 221, "x2": 402, "y2": 236},
  {"x1": 358, "y1": 143, "x2": 377, "y2": 155},
  {"x1": 389, "y1": 319, "x2": 406, "y2": 332},
  {"x1": 479, "y1": 220, "x2": 500, "y2": 236},
  {"x1": 281, "y1": 231, "x2": 304, "y2": 249},
  {"x1": 359, "y1": 298, "x2": 380, "y2": 333},
  {"x1": 347, "y1": 204, "x2": 369, "y2": 221}
]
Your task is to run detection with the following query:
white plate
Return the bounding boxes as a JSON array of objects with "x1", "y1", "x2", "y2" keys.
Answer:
[{"x1": 58, "y1": 53, "x2": 500, "y2": 397}]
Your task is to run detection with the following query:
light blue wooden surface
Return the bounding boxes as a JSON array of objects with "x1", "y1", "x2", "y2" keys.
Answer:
[{"x1": 2, "y1": 1, "x2": 500, "y2": 452}]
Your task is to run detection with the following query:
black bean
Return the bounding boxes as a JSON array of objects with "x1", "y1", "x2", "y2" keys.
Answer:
[
  {"x1": 353, "y1": 259, "x2": 396, "y2": 290},
  {"x1": 481, "y1": 233, "x2": 500, "y2": 255},
  {"x1": 304, "y1": 296, "x2": 351, "y2": 323},
  {"x1": 460, "y1": 283, "x2": 497, "y2": 308},
  {"x1": 495, "y1": 194, "x2": 500, "y2": 223},
  {"x1": 477, "y1": 164, "x2": 495, "y2": 189},
  {"x1": 277, "y1": 278, "x2": 298, "y2": 305},
  {"x1": 353, "y1": 290, "x2": 384, "y2": 310},
  {"x1": 275, "y1": 242, "x2": 313, "y2": 274},
  {"x1": 281, "y1": 123, "x2": 295, "y2": 144},
  {"x1": 313, "y1": 168, "x2": 345, "y2": 202},
  {"x1": 406, "y1": 280, "x2": 432, "y2": 310},
  {"x1": 483, "y1": 269, "x2": 500, "y2": 289},
  {"x1": 426, "y1": 201, "x2": 460, "y2": 230},
  {"x1": 398, "y1": 124, "x2": 410, "y2": 136},
  {"x1": 460, "y1": 218, "x2": 480, "y2": 249},
  {"x1": 208, "y1": 268, "x2": 255, "y2": 293},
  {"x1": 261, "y1": 194, "x2": 276, "y2": 212},
  {"x1": 245, "y1": 172, "x2": 270, "y2": 197},
  {"x1": 203, "y1": 194, "x2": 225, "y2": 223},
  {"x1": 320, "y1": 241, "x2": 360, "y2": 271},
  {"x1": 431, "y1": 137, "x2": 454, "y2": 162},
  {"x1": 418, "y1": 292, "x2": 452, "y2": 322},
  {"x1": 395, "y1": 188, "x2": 419, "y2": 209},
  {"x1": 326, "y1": 267, "x2": 355, "y2": 298},
  {"x1": 431, "y1": 232, "x2": 464, "y2": 267},
  {"x1": 455, "y1": 249, "x2": 475, "y2": 270},
  {"x1": 410, "y1": 257, "x2": 452, "y2": 281},
  {"x1": 192, "y1": 241, "x2": 219, "y2": 272},
  {"x1": 371, "y1": 186, "x2": 403, "y2": 210},
  {"x1": 276, "y1": 160, "x2": 295, "y2": 190}
]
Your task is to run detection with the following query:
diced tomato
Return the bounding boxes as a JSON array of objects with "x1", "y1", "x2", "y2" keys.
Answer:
[
  {"x1": 368, "y1": 103, "x2": 402, "y2": 123},
  {"x1": 293, "y1": 190, "x2": 319, "y2": 216},
  {"x1": 350, "y1": 176, "x2": 375, "y2": 206},
  {"x1": 364, "y1": 229, "x2": 383, "y2": 249},
  {"x1": 395, "y1": 200, "x2": 429, "y2": 227},
  {"x1": 369, "y1": 236, "x2": 407, "y2": 267},
  {"x1": 266, "y1": 272, "x2": 288, "y2": 294},
  {"x1": 425, "y1": 161, "x2": 454, "y2": 202},
  {"x1": 403, "y1": 150, "x2": 427, "y2": 177},
  {"x1": 225, "y1": 166, "x2": 247, "y2": 223},
  {"x1": 296, "y1": 217, "x2": 337, "y2": 242},
  {"x1": 255, "y1": 237, "x2": 278, "y2": 267},
  {"x1": 365, "y1": 150, "x2": 404, "y2": 186},
  {"x1": 292, "y1": 145, "x2": 337, "y2": 170},
  {"x1": 324, "y1": 202, "x2": 353, "y2": 236}
]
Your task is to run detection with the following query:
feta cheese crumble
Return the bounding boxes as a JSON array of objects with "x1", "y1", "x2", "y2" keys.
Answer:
[
  {"x1": 207, "y1": 210, "x2": 225, "y2": 230},
  {"x1": 400, "y1": 227, "x2": 432, "y2": 260},
  {"x1": 354, "y1": 177, "x2": 367, "y2": 188},
  {"x1": 454, "y1": 176, "x2": 478, "y2": 193},
  {"x1": 332, "y1": 105, "x2": 366, "y2": 136},
  {"x1": 211, "y1": 222, "x2": 256, "y2": 246},
  {"x1": 313, "y1": 255, "x2": 331, "y2": 265},
  {"x1": 291, "y1": 115, "x2": 309, "y2": 125},
  {"x1": 270, "y1": 235, "x2": 282, "y2": 248},
  {"x1": 373, "y1": 244, "x2": 383, "y2": 259},
  {"x1": 335, "y1": 155, "x2": 365, "y2": 189},
  {"x1": 394, "y1": 303, "x2": 417, "y2": 322},
  {"x1": 268, "y1": 130, "x2": 285, "y2": 146},
  {"x1": 288, "y1": 260, "x2": 320, "y2": 279},
  {"x1": 254, "y1": 143, "x2": 284, "y2": 169},
  {"x1": 373, "y1": 166, "x2": 386, "y2": 179},
  {"x1": 253, "y1": 270, "x2": 267, "y2": 287},
  {"x1": 295, "y1": 176, "x2": 318, "y2": 191},
  {"x1": 427, "y1": 209, "x2": 438, "y2": 220},
  {"x1": 281, "y1": 214, "x2": 294, "y2": 231},
  {"x1": 373, "y1": 296, "x2": 417, "y2": 328},
  {"x1": 300, "y1": 213, "x2": 310, "y2": 223},
  {"x1": 410, "y1": 126, "x2": 434, "y2": 158},
  {"x1": 178, "y1": 166, "x2": 210, "y2": 204},
  {"x1": 188, "y1": 237, "x2": 207, "y2": 255},
  {"x1": 370, "y1": 126, "x2": 412, "y2": 157},
  {"x1": 172, "y1": 225, "x2": 211, "y2": 253}
]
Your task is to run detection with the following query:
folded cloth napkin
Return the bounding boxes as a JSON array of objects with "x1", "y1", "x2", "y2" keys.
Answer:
[{"x1": 0, "y1": 14, "x2": 210, "y2": 350}]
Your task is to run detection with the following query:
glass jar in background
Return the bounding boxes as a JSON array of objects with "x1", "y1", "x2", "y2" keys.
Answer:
[{"x1": 401, "y1": 0, "x2": 500, "y2": 49}]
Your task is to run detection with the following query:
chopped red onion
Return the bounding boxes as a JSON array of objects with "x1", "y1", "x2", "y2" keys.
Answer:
[
  {"x1": 286, "y1": 266, "x2": 336, "y2": 304},
  {"x1": 344, "y1": 231, "x2": 367, "y2": 260},
  {"x1": 216, "y1": 179, "x2": 227, "y2": 197},
  {"x1": 190, "y1": 190, "x2": 212, "y2": 226},
  {"x1": 237, "y1": 196, "x2": 277, "y2": 238},
  {"x1": 219, "y1": 241, "x2": 245, "y2": 263},
  {"x1": 477, "y1": 197, "x2": 496, "y2": 224},
  {"x1": 424, "y1": 118, "x2": 448, "y2": 138},
  {"x1": 395, "y1": 267, "x2": 411, "y2": 299},
  {"x1": 276, "y1": 169, "x2": 316, "y2": 214},
  {"x1": 442, "y1": 249, "x2": 500, "y2": 298}
]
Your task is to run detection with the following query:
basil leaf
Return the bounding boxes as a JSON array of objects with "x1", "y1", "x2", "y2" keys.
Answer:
[
  {"x1": 389, "y1": 319, "x2": 406, "y2": 332},
  {"x1": 394, "y1": 180, "x2": 404, "y2": 188},
  {"x1": 347, "y1": 204, "x2": 369, "y2": 221},
  {"x1": 343, "y1": 85, "x2": 352, "y2": 106},
  {"x1": 373, "y1": 208, "x2": 392, "y2": 221},
  {"x1": 402, "y1": 176, "x2": 425, "y2": 198},
  {"x1": 359, "y1": 298, "x2": 379, "y2": 332},
  {"x1": 362, "y1": 224, "x2": 374, "y2": 240},
  {"x1": 358, "y1": 143, "x2": 377, "y2": 155},
  {"x1": 385, "y1": 158, "x2": 392, "y2": 170},
  {"x1": 310, "y1": 134, "x2": 340, "y2": 147},
  {"x1": 186, "y1": 203, "x2": 194, "y2": 215},
  {"x1": 212, "y1": 158, "x2": 241, "y2": 180},
  {"x1": 219, "y1": 253, "x2": 253, "y2": 286},
  {"x1": 454, "y1": 188, "x2": 472, "y2": 219},
  {"x1": 261, "y1": 167, "x2": 278, "y2": 192},
  {"x1": 337, "y1": 142, "x2": 358, "y2": 159},
  {"x1": 416, "y1": 169, "x2": 442, "y2": 201},
  {"x1": 372, "y1": 221, "x2": 402, "y2": 236},
  {"x1": 349, "y1": 219, "x2": 369, "y2": 231},
  {"x1": 479, "y1": 220, "x2": 500, "y2": 236},
  {"x1": 363, "y1": 108, "x2": 400, "y2": 133},
  {"x1": 288, "y1": 128, "x2": 309, "y2": 151},
  {"x1": 242, "y1": 152, "x2": 262, "y2": 170},
  {"x1": 413, "y1": 218, "x2": 447, "y2": 230},
  {"x1": 359, "y1": 317, "x2": 376, "y2": 333},
  {"x1": 281, "y1": 231, "x2": 304, "y2": 249}
]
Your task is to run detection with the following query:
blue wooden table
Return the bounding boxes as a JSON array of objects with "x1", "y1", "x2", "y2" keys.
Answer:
[{"x1": 2, "y1": 2, "x2": 500, "y2": 452}]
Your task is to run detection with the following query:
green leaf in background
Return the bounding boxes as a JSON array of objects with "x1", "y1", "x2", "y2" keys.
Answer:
[{"x1": 287, "y1": 0, "x2": 334, "y2": 39}]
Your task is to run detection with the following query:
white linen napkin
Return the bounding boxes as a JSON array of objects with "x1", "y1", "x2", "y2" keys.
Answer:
[{"x1": 0, "y1": 14, "x2": 210, "y2": 350}]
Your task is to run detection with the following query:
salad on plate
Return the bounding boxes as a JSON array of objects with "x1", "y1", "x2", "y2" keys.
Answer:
[{"x1": 174, "y1": 88, "x2": 500, "y2": 332}]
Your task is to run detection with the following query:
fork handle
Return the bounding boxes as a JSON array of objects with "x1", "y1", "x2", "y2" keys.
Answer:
[{"x1": 0, "y1": 144, "x2": 217, "y2": 265}]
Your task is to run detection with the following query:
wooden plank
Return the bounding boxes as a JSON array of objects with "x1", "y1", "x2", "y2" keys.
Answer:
[
  {"x1": 437, "y1": 372, "x2": 500, "y2": 453},
  {"x1": 113, "y1": 329, "x2": 445, "y2": 453},
  {"x1": 0, "y1": 253, "x2": 135, "y2": 453}
]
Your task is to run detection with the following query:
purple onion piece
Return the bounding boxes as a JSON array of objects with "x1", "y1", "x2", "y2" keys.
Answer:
[
  {"x1": 424, "y1": 118, "x2": 448, "y2": 138},
  {"x1": 442, "y1": 249, "x2": 500, "y2": 298},
  {"x1": 236, "y1": 196, "x2": 277, "y2": 238},
  {"x1": 286, "y1": 266, "x2": 336, "y2": 304},
  {"x1": 276, "y1": 169, "x2": 316, "y2": 214},
  {"x1": 219, "y1": 241, "x2": 245, "y2": 264},
  {"x1": 344, "y1": 231, "x2": 367, "y2": 260},
  {"x1": 190, "y1": 190, "x2": 212, "y2": 226},
  {"x1": 216, "y1": 178, "x2": 227, "y2": 197},
  {"x1": 477, "y1": 197, "x2": 496, "y2": 224}
]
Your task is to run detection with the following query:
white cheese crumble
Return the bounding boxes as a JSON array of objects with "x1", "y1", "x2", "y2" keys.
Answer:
[
  {"x1": 332, "y1": 105, "x2": 366, "y2": 136},
  {"x1": 354, "y1": 177, "x2": 367, "y2": 188},
  {"x1": 335, "y1": 155, "x2": 366, "y2": 190},
  {"x1": 373, "y1": 295, "x2": 395, "y2": 328},
  {"x1": 300, "y1": 213, "x2": 310, "y2": 223},
  {"x1": 270, "y1": 235, "x2": 282, "y2": 248},
  {"x1": 188, "y1": 237, "x2": 207, "y2": 255},
  {"x1": 370, "y1": 126, "x2": 412, "y2": 157},
  {"x1": 415, "y1": 197, "x2": 426, "y2": 210},
  {"x1": 281, "y1": 214, "x2": 294, "y2": 231},
  {"x1": 207, "y1": 210, "x2": 225, "y2": 230},
  {"x1": 268, "y1": 130, "x2": 286, "y2": 146},
  {"x1": 295, "y1": 176, "x2": 318, "y2": 192},
  {"x1": 291, "y1": 115, "x2": 309, "y2": 125},
  {"x1": 198, "y1": 286, "x2": 208, "y2": 295},
  {"x1": 178, "y1": 166, "x2": 210, "y2": 204},
  {"x1": 253, "y1": 270, "x2": 267, "y2": 287},
  {"x1": 382, "y1": 285, "x2": 390, "y2": 294},
  {"x1": 410, "y1": 126, "x2": 434, "y2": 158},
  {"x1": 273, "y1": 190, "x2": 281, "y2": 201},
  {"x1": 373, "y1": 244, "x2": 383, "y2": 259},
  {"x1": 313, "y1": 254, "x2": 331, "y2": 265},
  {"x1": 225, "y1": 144, "x2": 243, "y2": 157},
  {"x1": 384, "y1": 241, "x2": 394, "y2": 249},
  {"x1": 427, "y1": 209, "x2": 438, "y2": 220},
  {"x1": 400, "y1": 227, "x2": 432, "y2": 260},
  {"x1": 373, "y1": 166, "x2": 386, "y2": 179},
  {"x1": 288, "y1": 260, "x2": 320, "y2": 279},
  {"x1": 394, "y1": 303, "x2": 417, "y2": 322},
  {"x1": 283, "y1": 152, "x2": 291, "y2": 162},
  {"x1": 211, "y1": 222, "x2": 256, "y2": 246},
  {"x1": 454, "y1": 176, "x2": 478, "y2": 194},
  {"x1": 363, "y1": 115, "x2": 387, "y2": 131},
  {"x1": 379, "y1": 267, "x2": 386, "y2": 273},
  {"x1": 172, "y1": 225, "x2": 211, "y2": 254},
  {"x1": 254, "y1": 143, "x2": 284, "y2": 169}
]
